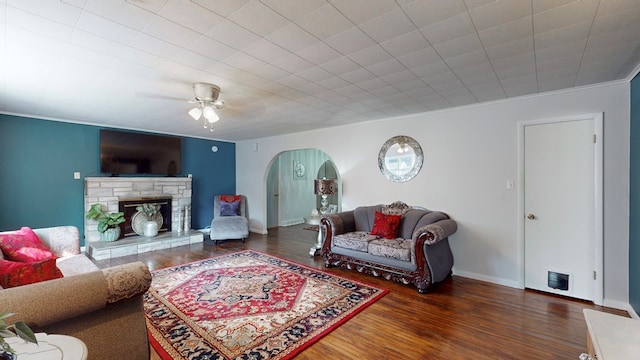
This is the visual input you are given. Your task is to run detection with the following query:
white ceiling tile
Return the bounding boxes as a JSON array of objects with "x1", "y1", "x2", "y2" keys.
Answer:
[
  {"x1": 192, "y1": 0, "x2": 249, "y2": 18},
  {"x1": 207, "y1": 19, "x2": 262, "y2": 50},
  {"x1": 84, "y1": 1, "x2": 154, "y2": 30},
  {"x1": 243, "y1": 39, "x2": 291, "y2": 63},
  {"x1": 380, "y1": 70, "x2": 420, "y2": 86},
  {"x1": 446, "y1": 49, "x2": 490, "y2": 71},
  {"x1": 501, "y1": 73, "x2": 537, "y2": 97},
  {"x1": 75, "y1": 11, "x2": 139, "y2": 45},
  {"x1": 129, "y1": 32, "x2": 181, "y2": 59},
  {"x1": 296, "y1": 4, "x2": 354, "y2": 40},
  {"x1": 532, "y1": 0, "x2": 580, "y2": 14},
  {"x1": 490, "y1": 51, "x2": 535, "y2": 72},
  {"x1": 485, "y1": 37, "x2": 534, "y2": 61},
  {"x1": 535, "y1": 39, "x2": 587, "y2": 62},
  {"x1": 467, "y1": 0, "x2": 531, "y2": 31},
  {"x1": 316, "y1": 76, "x2": 351, "y2": 90},
  {"x1": 259, "y1": 0, "x2": 325, "y2": 21},
  {"x1": 172, "y1": 49, "x2": 212, "y2": 70},
  {"x1": 380, "y1": 30, "x2": 430, "y2": 57},
  {"x1": 7, "y1": 0, "x2": 82, "y2": 26},
  {"x1": 348, "y1": 45, "x2": 392, "y2": 67},
  {"x1": 396, "y1": 47, "x2": 442, "y2": 69},
  {"x1": 340, "y1": 67, "x2": 377, "y2": 84},
  {"x1": 591, "y1": 6, "x2": 640, "y2": 37},
  {"x1": 329, "y1": 0, "x2": 398, "y2": 25},
  {"x1": 272, "y1": 54, "x2": 315, "y2": 73},
  {"x1": 454, "y1": 61, "x2": 494, "y2": 80},
  {"x1": 420, "y1": 12, "x2": 475, "y2": 45},
  {"x1": 69, "y1": 30, "x2": 124, "y2": 58},
  {"x1": 365, "y1": 58, "x2": 406, "y2": 77},
  {"x1": 411, "y1": 60, "x2": 452, "y2": 79},
  {"x1": 296, "y1": 66, "x2": 334, "y2": 82},
  {"x1": 359, "y1": 7, "x2": 416, "y2": 43},
  {"x1": 229, "y1": 1, "x2": 289, "y2": 37},
  {"x1": 402, "y1": 0, "x2": 468, "y2": 29},
  {"x1": 324, "y1": 27, "x2": 376, "y2": 55},
  {"x1": 495, "y1": 62, "x2": 536, "y2": 81},
  {"x1": 478, "y1": 16, "x2": 532, "y2": 48},
  {"x1": 318, "y1": 56, "x2": 362, "y2": 75},
  {"x1": 296, "y1": 42, "x2": 343, "y2": 66},
  {"x1": 533, "y1": 0, "x2": 599, "y2": 34},
  {"x1": 188, "y1": 35, "x2": 237, "y2": 61},
  {"x1": 158, "y1": 0, "x2": 223, "y2": 34},
  {"x1": 534, "y1": 20, "x2": 590, "y2": 50},
  {"x1": 266, "y1": 23, "x2": 317, "y2": 53},
  {"x1": 434, "y1": 33, "x2": 483, "y2": 59},
  {"x1": 393, "y1": 78, "x2": 428, "y2": 92},
  {"x1": 6, "y1": 7, "x2": 74, "y2": 41},
  {"x1": 125, "y1": 0, "x2": 169, "y2": 14},
  {"x1": 143, "y1": 16, "x2": 200, "y2": 47}
]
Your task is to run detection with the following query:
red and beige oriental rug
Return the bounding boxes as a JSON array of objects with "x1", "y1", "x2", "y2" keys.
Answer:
[{"x1": 144, "y1": 250, "x2": 387, "y2": 360}]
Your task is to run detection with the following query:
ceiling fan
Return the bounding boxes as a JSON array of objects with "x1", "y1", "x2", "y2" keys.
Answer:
[{"x1": 188, "y1": 82, "x2": 226, "y2": 132}]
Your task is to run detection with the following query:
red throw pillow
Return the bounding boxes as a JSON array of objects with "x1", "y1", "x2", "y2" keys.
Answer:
[
  {"x1": 0, "y1": 258, "x2": 63, "y2": 288},
  {"x1": 370, "y1": 211, "x2": 402, "y2": 239},
  {"x1": 220, "y1": 195, "x2": 241, "y2": 203},
  {"x1": 0, "y1": 227, "x2": 56, "y2": 262}
]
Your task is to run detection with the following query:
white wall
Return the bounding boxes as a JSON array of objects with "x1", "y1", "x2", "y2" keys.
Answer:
[{"x1": 236, "y1": 82, "x2": 630, "y2": 306}]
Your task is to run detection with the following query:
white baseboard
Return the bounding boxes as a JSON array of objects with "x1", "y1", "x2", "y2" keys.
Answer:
[{"x1": 452, "y1": 269, "x2": 522, "y2": 289}]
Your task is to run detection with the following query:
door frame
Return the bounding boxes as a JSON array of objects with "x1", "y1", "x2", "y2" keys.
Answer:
[{"x1": 516, "y1": 113, "x2": 603, "y2": 305}]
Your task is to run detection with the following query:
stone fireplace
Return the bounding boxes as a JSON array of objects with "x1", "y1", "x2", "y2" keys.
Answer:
[{"x1": 84, "y1": 177, "x2": 192, "y2": 243}]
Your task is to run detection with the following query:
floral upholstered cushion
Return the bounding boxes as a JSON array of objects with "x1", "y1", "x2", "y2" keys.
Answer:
[
  {"x1": 0, "y1": 227, "x2": 57, "y2": 262},
  {"x1": 333, "y1": 231, "x2": 379, "y2": 252},
  {"x1": 370, "y1": 211, "x2": 402, "y2": 239},
  {"x1": 0, "y1": 258, "x2": 63, "y2": 288},
  {"x1": 368, "y1": 238, "x2": 413, "y2": 262}
]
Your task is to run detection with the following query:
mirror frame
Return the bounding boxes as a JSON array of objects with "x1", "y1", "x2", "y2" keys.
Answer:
[{"x1": 378, "y1": 135, "x2": 423, "y2": 182}]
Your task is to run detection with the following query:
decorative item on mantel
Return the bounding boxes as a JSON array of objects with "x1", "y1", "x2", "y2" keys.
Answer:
[
  {"x1": 85, "y1": 203, "x2": 125, "y2": 242},
  {"x1": 135, "y1": 203, "x2": 162, "y2": 237}
]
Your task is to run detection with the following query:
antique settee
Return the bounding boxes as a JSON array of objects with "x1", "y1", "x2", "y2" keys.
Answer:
[
  {"x1": 0, "y1": 226, "x2": 152, "y2": 360},
  {"x1": 321, "y1": 202, "x2": 457, "y2": 293}
]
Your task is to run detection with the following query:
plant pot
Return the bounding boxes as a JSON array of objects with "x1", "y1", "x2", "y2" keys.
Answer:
[
  {"x1": 100, "y1": 227, "x2": 121, "y2": 242},
  {"x1": 143, "y1": 220, "x2": 158, "y2": 237},
  {"x1": 0, "y1": 340, "x2": 17, "y2": 360}
]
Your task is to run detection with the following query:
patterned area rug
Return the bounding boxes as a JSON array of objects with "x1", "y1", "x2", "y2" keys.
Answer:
[{"x1": 144, "y1": 250, "x2": 388, "y2": 359}]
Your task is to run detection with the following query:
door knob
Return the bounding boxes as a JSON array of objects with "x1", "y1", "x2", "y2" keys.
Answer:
[{"x1": 527, "y1": 214, "x2": 536, "y2": 220}]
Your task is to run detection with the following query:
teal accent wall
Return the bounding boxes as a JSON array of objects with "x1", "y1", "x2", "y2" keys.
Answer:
[
  {"x1": 0, "y1": 114, "x2": 235, "y2": 244},
  {"x1": 631, "y1": 73, "x2": 640, "y2": 315}
]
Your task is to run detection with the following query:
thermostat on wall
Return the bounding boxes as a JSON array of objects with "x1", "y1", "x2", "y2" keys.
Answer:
[{"x1": 211, "y1": 145, "x2": 219, "y2": 152}]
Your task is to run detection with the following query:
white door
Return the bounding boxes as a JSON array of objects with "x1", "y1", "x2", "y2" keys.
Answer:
[
  {"x1": 523, "y1": 117, "x2": 600, "y2": 301},
  {"x1": 266, "y1": 158, "x2": 280, "y2": 229}
]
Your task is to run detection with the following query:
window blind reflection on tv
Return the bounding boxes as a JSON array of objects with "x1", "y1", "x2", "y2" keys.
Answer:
[{"x1": 100, "y1": 129, "x2": 182, "y2": 176}]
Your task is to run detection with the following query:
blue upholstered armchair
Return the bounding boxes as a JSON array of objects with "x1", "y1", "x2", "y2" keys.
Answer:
[{"x1": 209, "y1": 195, "x2": 249, "y2": 244}]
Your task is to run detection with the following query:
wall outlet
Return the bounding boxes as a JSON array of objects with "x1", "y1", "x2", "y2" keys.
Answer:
[{"x1": 73, "y1": 171, "x2": 81, "y2": 180}]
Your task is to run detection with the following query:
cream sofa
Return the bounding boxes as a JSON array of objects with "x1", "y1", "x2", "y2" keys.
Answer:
[{"x1": 0, "y1": 226, "x2": 152, "y2": 360}]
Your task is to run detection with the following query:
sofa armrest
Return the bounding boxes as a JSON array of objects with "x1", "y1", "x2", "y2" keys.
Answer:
[
  {"x1": 101, "y1": 261, "x2": 152, "y2": 303},
  {"x1": 32, "y1": 226, "x2": 81, "y2": 258},
  {"x1": 414, "y1": 218, "x2": 457, "y2": 245}
]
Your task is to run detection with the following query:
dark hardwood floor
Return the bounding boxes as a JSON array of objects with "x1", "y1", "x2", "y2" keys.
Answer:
[{"x1": 93, "y1": 225, "x2": 628, "y2": 359}]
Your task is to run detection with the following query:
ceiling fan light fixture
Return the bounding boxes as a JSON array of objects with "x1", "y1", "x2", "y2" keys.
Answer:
[
  {"x1": 203, "y1": 106, "x2": 219, "y2": 123},
  {"x1": 188, "y1": 107, "x2": 202, "y2": 120}
]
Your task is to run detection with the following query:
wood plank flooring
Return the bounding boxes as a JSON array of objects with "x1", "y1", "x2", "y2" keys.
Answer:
[{"x1": 93, "y1": 225, "x2": 628, "y2": 360}]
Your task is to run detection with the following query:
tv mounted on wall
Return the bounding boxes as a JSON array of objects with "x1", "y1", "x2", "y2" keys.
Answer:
[{"x1": 100, "y1": 129, "x2": 182, "y2": 176}]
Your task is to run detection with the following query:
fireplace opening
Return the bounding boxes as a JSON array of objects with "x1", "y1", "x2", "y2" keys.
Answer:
[{"x1": 118, "y1": 197, "x2": 172, "y2": 238}]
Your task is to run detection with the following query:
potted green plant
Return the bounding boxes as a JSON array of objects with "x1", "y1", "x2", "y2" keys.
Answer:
[
  {"x1": 86, "y1": 203, "x2": 125, "y2": 241},
  {"x1": 136, "y1": 203, "x2": 160, "y2": 237},
  {"x1": 0, "y1": 313, "x2": 37, "y2": 360}
]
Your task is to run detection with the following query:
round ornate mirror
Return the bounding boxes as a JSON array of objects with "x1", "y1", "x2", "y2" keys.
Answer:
[{"x1": 378, "y1": 135, "x2": 423, "y2": 182}]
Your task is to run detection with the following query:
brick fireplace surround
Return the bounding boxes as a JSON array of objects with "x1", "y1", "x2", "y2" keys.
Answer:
[{"x1": 84, "y1": 177, "x2": 203, "y2": 259}]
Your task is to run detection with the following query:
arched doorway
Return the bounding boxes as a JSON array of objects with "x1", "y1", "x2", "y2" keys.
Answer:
[{"x1": 266, "y1": 149, "x2": 340, "y2": 229}]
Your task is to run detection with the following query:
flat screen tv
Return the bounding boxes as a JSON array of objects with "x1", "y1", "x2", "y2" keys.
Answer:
[{"x1": 100, "y1": 129, "x2": 182, "y2": 176}]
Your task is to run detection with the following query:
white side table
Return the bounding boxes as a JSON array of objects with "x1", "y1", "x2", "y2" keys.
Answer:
[
  {"x1": 305, "y1": 215, "x2": 323, "y2": 256},
  {"x1": 5, "y1": 333, "x2": 88, "y2": 360},
  {"x1": 582, "y1": 309, "x2": 640, "y2": 359}
]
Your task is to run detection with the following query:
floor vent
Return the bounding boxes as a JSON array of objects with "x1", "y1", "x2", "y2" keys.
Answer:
[{"x1": 548, "y1": 271, "x2": 570, "y2": 291}]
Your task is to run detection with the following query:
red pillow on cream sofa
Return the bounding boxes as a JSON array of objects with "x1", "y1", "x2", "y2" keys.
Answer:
[
  {"x1": 0, "y1": 227, "x2": 56, "y2": 262},
  {"x1": 0, "y1": 258, "x2": 63, "y2": 288},
  {"x1": 370, "y1": 211, "x2": 402, "y2": 239}
]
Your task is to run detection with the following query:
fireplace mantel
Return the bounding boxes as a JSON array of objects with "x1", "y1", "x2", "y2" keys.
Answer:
[{"x1": 84, "y1": 177, "x2": 192, "y2": 243}]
